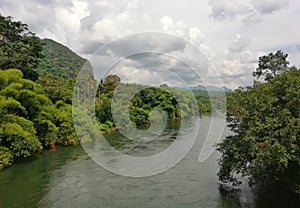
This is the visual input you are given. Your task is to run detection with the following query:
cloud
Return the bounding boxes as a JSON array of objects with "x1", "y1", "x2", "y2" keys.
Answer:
[
  {"x1": 80, "y1": 41, "x2": 103, "y2": 54},
  {"x1": 80, "y1": 1, "x2": 113, "y2": 31},
  {"x1": 91, "y1": 0, "x2": 151, "y2": 39},
  {"x1": 104, "y1": 33, "x2": 186, "y2": 57},
  {"x1": 214, "y1": 34, "x2": 265, "y2": 88},
  {"x1": 1, "y1": 0, "x2": 91, "y2": 52},
  {"x1": 2, "y1": 0, "x2": 218, "y2": 87},
  {"x1": 79, "y1": 10, "x2": 212, "y2": 87},
  {"x1": 280, "y1": 44, "x2": 300, "y2": 68},
  {"x1": 209, "y1": 0, "x2": 290, "y2": 24},
  {"x1": 108, "y1": 57, "x2": 193, "y2": 87},
  {"x1": 1, "y1": 0, "x2": 298, "y2": 89},
  {"x1": 160, "y1": 16, "x2": 205, "y2": 47},
  {"x1": 0, "y1": 0, "x2": 213, "y2": 87},
  {"x1": 242, "y1": 11, "x2": 263, "y2": 25},
  {"x1": 77, "y1": 0, "x2": 156, "y2": 54},
  {"x1": 160, "y1": 16, "x2": 189, "y2": 37},
  {"x1": 228, "y1": 34, "x2": 251, "y2": 53},
  {"x1": 251, "y1": 0, "x2": 289, "y2": 14},
  {"x1": 208, "y1": 0, "x2": 252, "y2": 21},
  {"x1": 89, "y1": 33, "x2": 212, "y2": 87}
]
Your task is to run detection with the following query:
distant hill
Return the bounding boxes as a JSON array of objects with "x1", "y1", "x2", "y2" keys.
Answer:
[
  {"x1": 191, "y1": 85, "x2": 232, "y2": 92},
  {"x1": 36, "y1": 38, "x2": 87, "y2": 78}
]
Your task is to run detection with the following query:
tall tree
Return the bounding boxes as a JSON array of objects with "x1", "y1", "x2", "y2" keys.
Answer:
[
  {"x1": 0, "y1": 15, "x2": 43, "y2": 80},
  {"x1": 253, "y1": 50, "x2": 289, "y2": 81}
]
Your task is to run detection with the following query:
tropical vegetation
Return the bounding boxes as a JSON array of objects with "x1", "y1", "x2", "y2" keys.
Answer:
[{"x1": 217, "y1": 50, "x2": 300, "y2": 194}]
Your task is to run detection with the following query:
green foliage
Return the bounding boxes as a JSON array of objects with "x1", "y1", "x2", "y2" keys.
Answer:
[
  {"x1": 193, "y1": 90, "x2": 213, "y2": 114},
  {"x1": 73, "y1": 104, "x2": 100, "y2": 143},
  {"x1": 0, "y1": 93, "x2": 43, "y2": 169},
  {"x1": 0, "y1": 69, "x2": 79, "y2": 169},
  {"x1": 37, "y1": 74, "x2": 74, "y2": 104},
  {"x1": 54, "y1": 101, "x2": 78, "y2": 145},
  {"x1": 129, "y1": 106, "x2": 150, "y2": 127},
  {"x1": 36, "y1": 38, "x2": 87, "y2": 79},
  {"x1": 95, "y1": 76, "x2": 211, "y2": 132},
  {"x1": 0, "y1": 146, "x2": 13, "y2": 169},
  {"x1": 0, "y1": 15, "x2": 43, "y2": 81},
  {"x1": 217, "y1": 62, "x2": 300, "y2": 193},
  {"x1": 0, "y1": 15, "x2": 93, "y2": 170},
  {"x1": 35, "y1": 108, "x2": 58, "y2": 146},
  {"x1": 100, "y1": 74, "x2": 121, "y2": 98},
  {"x1": 253, "y1": 50, "x2": 289, "y2": 81},
  {"x1": 0, "y1": 119, "x2": 42, "y2": 157},
  {"x1": 95, "y1": 95, "x2": 113, "y2": 124}
]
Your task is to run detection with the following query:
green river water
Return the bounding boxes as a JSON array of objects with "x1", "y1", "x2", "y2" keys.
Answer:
[{"x1": 0, "y1": 116, "x2": 299, "y2": 208}]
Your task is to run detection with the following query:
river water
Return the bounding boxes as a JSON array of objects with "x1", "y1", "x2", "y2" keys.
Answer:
[{"x1": 0, "y1": 116, "x2": 299, "y2": 208}]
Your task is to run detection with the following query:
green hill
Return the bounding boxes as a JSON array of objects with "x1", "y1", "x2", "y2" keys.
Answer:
[{"x1": 36, "y1": 38, "x2": 87, "y2": 78}]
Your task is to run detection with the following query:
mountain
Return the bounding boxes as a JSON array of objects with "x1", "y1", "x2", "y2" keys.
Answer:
[
  {"x1": 191, "y1": 85, "x2": 232, "y2": 92},
  {"x1": 36, "y1": 38, "x2": 87, "y2": 78},
  {"x1": 35, "y1": 39, "x2": 232, "y2": 93}
]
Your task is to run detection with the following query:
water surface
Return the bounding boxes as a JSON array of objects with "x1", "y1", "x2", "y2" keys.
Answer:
[{"x1": 0, "y1": 116, "x2": 299, "y2": 207}]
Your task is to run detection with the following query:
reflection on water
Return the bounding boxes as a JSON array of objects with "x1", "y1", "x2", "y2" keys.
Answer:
[{"x1": 0, "y1": 116, "x2": 299, "y2": 207}]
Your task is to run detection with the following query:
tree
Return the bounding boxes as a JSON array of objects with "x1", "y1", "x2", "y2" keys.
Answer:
[
  {"x1": 95, "y1": 95, "x2": 113, "y2": 124},
  {"x1": 53, "y1": 101, "x2": 78, "y2": 145},
  {"x1": 218, "y1": 61, "x2": 300, "y2": 193},
  {"x1": 253, "y1": 50, "x2": 289, "y2": 81},
  {"x1": 101, "y1": 74, "x2": 121, "y2": 97},
  {"x1": 38, "y1": 74, "x2": 74, "y2": 104},
  {"x1": 129, "y1": 106, "x2": 150, "y2": 127},
  {"x1": 0, "y1": 95, "x2": 43, "y2": 169},
  {"x1": 0, "y1": 15, "x2": 44, "y2": 80}
]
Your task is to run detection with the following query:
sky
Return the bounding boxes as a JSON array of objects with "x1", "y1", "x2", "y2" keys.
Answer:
[{"x1": 1, "y1": 0, "x2": 300, "y2": 89}]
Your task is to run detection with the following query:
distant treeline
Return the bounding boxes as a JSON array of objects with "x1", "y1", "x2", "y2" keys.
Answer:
[{"x1": 95, "y1": 74, "x2": 213, "y2": 133}]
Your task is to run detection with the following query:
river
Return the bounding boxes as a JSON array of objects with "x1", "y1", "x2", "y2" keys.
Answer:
[{"x1": 0, "y1": 116, "x2": 299, "y2": 207}]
